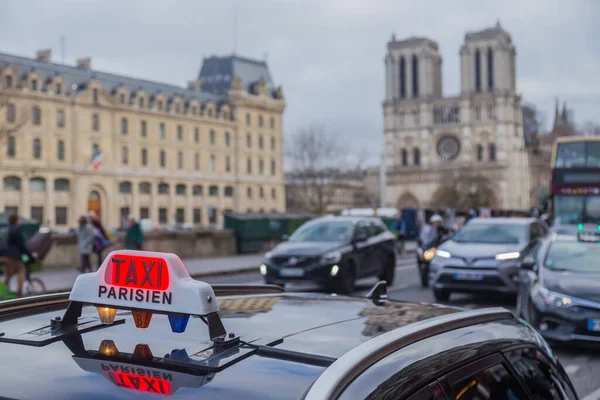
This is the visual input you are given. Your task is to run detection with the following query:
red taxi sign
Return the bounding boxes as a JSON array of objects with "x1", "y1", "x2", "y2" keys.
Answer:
[{"x1": 69, "y1": 250, "x2": 219, "y2": 316}]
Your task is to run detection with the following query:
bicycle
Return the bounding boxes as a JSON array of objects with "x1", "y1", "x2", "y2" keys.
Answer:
[{"x1": 0, "y1": 258, "x2": 47, "y2": 300}]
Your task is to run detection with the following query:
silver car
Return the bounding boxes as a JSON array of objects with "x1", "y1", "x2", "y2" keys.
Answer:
[{"x1": 429, "y1": 217, "x2": 548, "y2": 302}]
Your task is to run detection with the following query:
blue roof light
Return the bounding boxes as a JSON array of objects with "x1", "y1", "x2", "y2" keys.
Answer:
[{"x1": 168, "y1": 314, "x2": 190, "y2": 333}]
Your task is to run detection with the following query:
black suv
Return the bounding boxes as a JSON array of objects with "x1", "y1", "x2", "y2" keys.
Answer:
[{"x1": 261, "y1": 216, "x2": 397, "y2": 293}]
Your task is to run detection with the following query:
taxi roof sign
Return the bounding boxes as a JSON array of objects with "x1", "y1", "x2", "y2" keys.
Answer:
[{"x1": 69, "y1": 250, "x2": 219, "y2": 317}]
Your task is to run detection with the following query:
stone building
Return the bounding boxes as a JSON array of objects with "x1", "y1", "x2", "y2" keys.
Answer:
[
  {"x1": 382, "y1": 22, "x2": 531, "y2": 210},
  {"x1": 0, "y1": 50, "x2": 285, "y2": 229}
]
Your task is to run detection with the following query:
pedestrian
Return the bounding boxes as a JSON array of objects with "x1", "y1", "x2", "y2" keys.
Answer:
[
  {"x1": 392, "y1": 213, "x2": 406, "y2": 254},
  {"x1": 88, "y1": 211, "x2": 111, "y2": 269},
  {"x1": 0, "y1": 214, "x2": 38, "y2": 297},
  {"x1": 124, "y1": 215, "x2": 144, "y2": 250},
  {"x1": 76, "y1": 215, "x2": 96, "y2": 273}
]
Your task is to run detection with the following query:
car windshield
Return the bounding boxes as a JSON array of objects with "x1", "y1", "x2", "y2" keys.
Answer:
[
  {"x1": 288, "y1": 220, "x2": 354, "y2": 243},
  {"x1": 544, "y1": 241, "x2": 600, "y2": 273},
  {"x1": 453, "y1": 223, "x2": 525, "y2": 244}
]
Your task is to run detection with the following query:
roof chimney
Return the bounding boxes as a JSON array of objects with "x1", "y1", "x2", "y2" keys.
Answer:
[
  {"x1": 36, "y1": 49, "x2": 51, "y2": 63},
  {"x1": 76, "y1": 57, "x2": 91, "y2": 71},
  {"x1": 187, "y1": 80, "x2": 201, "y2": 90}
]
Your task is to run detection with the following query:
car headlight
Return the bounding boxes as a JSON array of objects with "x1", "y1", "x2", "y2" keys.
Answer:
[
  {"x1": 265, "y1": 252, "x2": 273, "y2": 260},
  {"x1": 423, "y1": 248, "x2": 436, "y2": 261},
  {"x1": 321, "y1": 251, "x2": 342, "y2": 264},
  {"x1": 495, "y1": 252, "x2": 520, "y2": 261},
  {"x1": 535, "y1": 286, "x2": 573, "y2": 308},
  {"x1": 436, "y1": 250, "x2": 451, "y2": 259},
  {"x1": 260, "y1": 264, "x2": 267, "y2": 275}
]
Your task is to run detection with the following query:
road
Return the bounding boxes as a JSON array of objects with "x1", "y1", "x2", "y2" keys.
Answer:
[{"x1": 202, "y1": 254, "x2": 600, "y2": 400}]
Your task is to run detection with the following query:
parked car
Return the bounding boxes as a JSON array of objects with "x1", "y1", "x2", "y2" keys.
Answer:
[
  {"x1": 261, "y1": 216, "x2": 397, "y2": 293},
  {"x1": 429, "y1": 217, "x2": 549, "y2": 301}
]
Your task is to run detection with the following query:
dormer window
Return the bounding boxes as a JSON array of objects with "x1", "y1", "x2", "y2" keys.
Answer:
[
  {"x1": 56, "y1": 83, "x2": 62, "y2": 95},
  {"x1": 31, "y1": 79, "x2": 38, "y2": 91},
  {"x1": 139, "y1": 97, "x2": 144, "y2": 108},
  {"x1": 175, "y1": 103, "x2": 180, "y2": 114},
  {"x1": 157, "y1": 100, "x2": 163, "y2": 111},
  {"x1": 4, "y1": 75, "x2": 13, "y2": 89},
  {"x1": 207, "y1": 108, "x2": 213, "y2": 117},
  {"x1": 119, "y1": 93, "x2": 125, "y2": 105}
]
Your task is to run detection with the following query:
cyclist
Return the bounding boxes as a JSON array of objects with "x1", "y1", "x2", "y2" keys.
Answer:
[{"x1": 0, "y1": 214, "x2": 37, "y2": 297}]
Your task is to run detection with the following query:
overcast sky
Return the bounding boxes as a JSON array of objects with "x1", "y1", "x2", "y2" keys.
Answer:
[{"x1": 1, "y1": 0, "x2": 598, "y2": 166}]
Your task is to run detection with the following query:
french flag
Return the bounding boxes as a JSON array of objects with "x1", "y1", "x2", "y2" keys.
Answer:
[{"x1": 92, "y1": 149, "x2": 103, "y2": 170}]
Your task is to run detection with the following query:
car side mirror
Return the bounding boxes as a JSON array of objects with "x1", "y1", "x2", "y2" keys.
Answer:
[
  {"x1": 520, "y1": 256, "x2": 537, "y2": 271},
  {"x1": 354, "y1": 233, "x2": 368, "y2": 244}
]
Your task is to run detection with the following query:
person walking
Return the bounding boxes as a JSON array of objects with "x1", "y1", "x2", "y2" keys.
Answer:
[
  {"x1": 0, "y1": 214, "x2": 37, "y2": 297},
  {"x1": 88, "y1": 211, "x2": 111, "y2": 268},
  {"x1": 392, "y1": 213, "x2": 406, "y2": 254},
  {"x1": 124, "y1": 215, "x2": 144, "y2": 250},
  {"x1": 76, "y1": 215, "x2": 96, "y2": 273}
]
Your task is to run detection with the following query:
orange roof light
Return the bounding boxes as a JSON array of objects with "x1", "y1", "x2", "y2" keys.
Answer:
[{"x1": 132, "y1": 311, "x2": 153, "y2": 329}]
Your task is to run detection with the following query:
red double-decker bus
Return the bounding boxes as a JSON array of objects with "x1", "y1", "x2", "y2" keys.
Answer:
[{"x1": 550, "y1": 136, "x2": 600, "y2": 229}]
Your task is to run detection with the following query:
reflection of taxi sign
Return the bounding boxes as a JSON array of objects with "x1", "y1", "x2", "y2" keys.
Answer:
[{"x1": 577, "y1": 231, "x2": 600, "y2": 243}]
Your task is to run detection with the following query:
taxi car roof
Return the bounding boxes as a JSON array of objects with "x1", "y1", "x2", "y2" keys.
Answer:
[
  {"x1": 0, "y1": 291, "x2": 533, "y2": 399},
  {"x1": 469, "y1": 217, "x2": 537, "y2": 225}
]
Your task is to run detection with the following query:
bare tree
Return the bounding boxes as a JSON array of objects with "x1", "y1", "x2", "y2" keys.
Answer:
[
  {"x1": 286, "y1": 124, "x2": 359, "y2": 214},
  {"x1": 430, "y1": 172, "x2": 497, "y2": 210},
  {"x1": 0, "y1": 90, "x2": 28, "y2": 143},
  {"x1": 522, "y1": 103, "x2": 546, "y2": 144},
  {"x1": 578, "y1": 121, "x2": 600, "y2": 137}
]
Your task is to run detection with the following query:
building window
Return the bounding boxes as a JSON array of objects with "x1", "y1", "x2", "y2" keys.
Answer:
[
  {"x1": 489, "y1": 143, "x2": 496, "y2": 161},
  {"x1": 208, "y1": 207, "x2": 217, "y2": 224},
  {"x1": 141, "y1": 148, "x2": 147, "y2": 166},
  {"x1": 259, "y1": 187, "x2": 264, "y2": 199},
  {"x1": 271, "y1": 137, "x2": 275, "y2": 151},
  {"x1": 192, "y1": 105, "x2": 197, "y2": 115},
  {"x1": 487, "y1": 47, "x2": 494, "y2": 91},
  {"x1": 246, "y1": 113, "x2": 251, "y2": 126},
  {"x1": 259, "y1": 135, "x2": 264, "y2": 149},
  {"x1": 119, "y1": 181, "x2": 132, "y2": 194},
  {"x1": 159, "y1": 123, "x2": 165, "y2": 139},
  {"x1": 32, "y1": 106, "x2": 41, "y2": 125},
  {"x1": 55, "y1": 206, "x2": 67, "y2": 225},
  {"x1": 247, "y1": 187, "x2": 252, "y2": 198},
  {"x1": 158, "y1": 183, "x2": 169, "y2": 195},
  {"x1": 412, "y1": 54, "x2": 419, "y2": 98},
  {"x1": 122, "y1": 146, "x2": 128, "y2": 165},
  {"x1": 141, "y1": 120, "x2": 147, "y2": 137},
  {"x1": 57, "y1": 140, "x2": 65, "y2": 161},
  {"x1": 93, "y1": 88, "x2": 99, "y2": 104},
  {"x1": 31, "y1": 206, "x2": 44, "y2": 224},
  {"x1": 158, "y1": 208, "x2": 168, "y2": 224},
  {"x1": 139, "y1": 97, "x2": 144, "y2": 108},
  {"x1": 246, "y1": 134, "x2": 251, "y2": 148},
  {"x1": 175, "y1": 103, "x2": 180, "y2": 114},
  {"x1": 140, "y1": 207, "x2": 149, "y2": 220},
  {"x1": 6, "y1": 103, "x2": 15, "y2": 123},
  {"x1": 56, "y1": 83, "x2": 62, "y2": 95},
  {"x1": 7, "y1": 136, "x2": 15, "y2": 158},
  {"x1": 210, "y1": 130, "x2": 215, "y2": 145},
  {"x1": 4, "y1": 75, "x2": 12, "y2": 89},
  {"x1": 177, "y1": 125, "x2": 183, "y2": 141},
  {"x1": 259, "y1": 159, "x2": 264, "y2": 175},
  {"x1": 3, "y1": 176, "x2": 21, "y2": 191},
  {"x1": 271, "y1": 159, "x2": 276, "y2": 175},
  {"x1": 399, "y1": 56, "x2": 406, "y2": 99},
  {"x1": 225, "y1": 156, "x2": 231, "y2": 172},
  {"x1": 92, "y1": 144, "x2": 99, "y2": 161},
  {"x1": 29, "y1": 177, "x2": 46, "y2": 192},
  {"x1": 119, "y1": 93, "x2": 125, "y2": 105},
  {"x1": 210, "y1": 155, "x2": 215, "y2": 172},
  {"x1": 247, "y1": 158, "x2": 252, "y2": 174},
  {"x1": 31, "y1": 79, "x2": 38, "y2": 91},
  {"x1": 160, "y1": 150, "x2": 166, "y2": 167},
  {"x1": 92, "y1": 113, "x2": 99, "y2": 131},
  {"x1": 487, "y1": 103, "x2": 495, "y2": 119},
  {"x1": 193, "y1": 208, "x2": 201, "y2": 224},
  {"x1": 401, "y1": 149, "x2": 408, "y2": 166},
  {"x1": 475, "y1": 49, "x2": 481, "y2": 92},
  {"x1": 33, "y1": 138, "x2": 41, "y2": 159},
  {"x1": 119, "y1": 208, "x2": 130, "y2": 227},
  {"x1": 176, "y1": 184, "x2": 187, "y2": 196},
  {"x1": 270, "y1": 116, "x2": 275, "y2": 129},
  {"x1": 177, "y1": 151, "x2": 183, "y2": 169},
  {"x1": 477, "y1": 144, "x2": 483, "y2": 161},
  {"x1": 271, "y1": 188, "x2": 277, "y2": 199},
  {"x1": 121, "y1": 118, "x2": 128, "y2": 134},
  {"x1": 258, "y1": 115, "x2": 264, "y2": 127},
  {"x1": 194, "y1": 153, "x2": 200, "y2": 170},
  {"x1": 222, "y1": 110, "x2": 228, "y2": 119},
  {"x1": 193, "y1": 185, "x2": 203, "y2": 196},
  {"x1": 176, "y1": 208, "x2": 185, "y2": 224},
  {"x1": 225, "y1": 132, "x2": 230, "y2": 147},
  {"x1": 224, "y1": 186, "x2": 234, "y2": 197},
  {"x1": 139, "y1": 182, "x2": 151, "y2": 194},
  {"x1": 194, "y1": 127, "x2": 199, "y2": 143},
  {"x1": 475, "y1": 105, "x2": 481, "y2": 121},
  {"x1": 54, "y1": 178, "x2": 70, "y2": 192},
  {"x1": 56, "y1": 110, "x2": 65, "y2": 128},
  {"x1": 413, "y1": 148, "x2": 421, "y2": 166},
  {"x1": 157, "y1": 100, "x2": 163, "y2": 111},
  {"x1": 209, "y1": 185, "x2": 218, "y2": 197},
  {"x1": 207, "y1": 107, "x2": 213, "y2": 117}
]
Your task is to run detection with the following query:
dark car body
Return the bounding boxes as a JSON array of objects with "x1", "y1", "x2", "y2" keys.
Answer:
[
  {"x1": 429, "y1": 218, "x2": 549, "y2": 301},
  {"x1": 0, "y1": 286, "x2": 578, "y2": 399},
  {"x1": 517, "y1": 233, "x2": 600, "y2": 344},
  {"x1": 261, "y1": 216, "x2": 397, "y2": 293}
]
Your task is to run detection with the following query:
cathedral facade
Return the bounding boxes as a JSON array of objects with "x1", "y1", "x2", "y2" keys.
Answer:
[{"x1": 382, "y1": 23, "x2": 531, "y2": 210}]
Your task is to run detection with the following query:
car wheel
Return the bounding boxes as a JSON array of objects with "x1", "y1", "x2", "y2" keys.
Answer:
[
  {"x1": 433, "y1": 289, "x2": 450, "y2": 302},
  {"x1": 419, "y1": 263, "x2": 429, "y2": 288},
  {"x1": 337, "y1": 262, "x2": 357, "y2": 295},
  {"x1": 379, "y1": 255, "x2": 395, "y2": 285}
]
